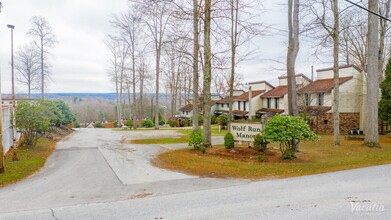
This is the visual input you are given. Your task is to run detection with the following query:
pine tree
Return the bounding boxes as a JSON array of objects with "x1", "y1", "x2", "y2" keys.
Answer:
[{"x1": 379, "y1": 58, "x2": 391, "y2": 123}]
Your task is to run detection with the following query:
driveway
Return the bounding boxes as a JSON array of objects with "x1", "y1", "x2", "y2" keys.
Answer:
[
  {"x1": 0, "y1": 128, "x2": 390, "y2": 219},
  {"x1": 0, "y1": 128, "x2": 245, "y2": 213}
]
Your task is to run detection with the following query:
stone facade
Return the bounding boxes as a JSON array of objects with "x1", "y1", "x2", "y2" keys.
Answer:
[{"x1": 310, "y1": 112, "x2": 360, "y2": 134}]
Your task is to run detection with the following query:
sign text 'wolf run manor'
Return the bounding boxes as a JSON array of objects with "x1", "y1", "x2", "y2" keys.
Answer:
[{"x1": 230, "y1": 123, "x2": 263, "y2": 142}]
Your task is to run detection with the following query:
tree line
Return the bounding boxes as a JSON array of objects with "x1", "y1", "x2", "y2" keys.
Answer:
[
  {"x1": 107, "y1": 0, "x2": 387, "y2": 147},
  {"x1": 14, "y1": 16, "x2": 57, "y2": 99}
]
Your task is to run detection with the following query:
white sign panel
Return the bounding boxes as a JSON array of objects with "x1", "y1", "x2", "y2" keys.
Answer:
[{"x1": 230, "y1": 122, "x2": 263, "y2": 142}]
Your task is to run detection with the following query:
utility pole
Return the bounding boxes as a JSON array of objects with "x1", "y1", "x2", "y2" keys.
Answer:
[
  {"x1": 7, "y1": 24, "x2": 17, "y2": 161},
  {"x1": 0, "y1": 1, "x2": 4, "y2": 173}
]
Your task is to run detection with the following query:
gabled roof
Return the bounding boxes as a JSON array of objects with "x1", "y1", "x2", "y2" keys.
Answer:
[
  {"x1": 316, "y1": 64, "x2": 362, "y2": 72},
  {"x1": 260, "y1": 86, "x2": 288, "y2": 98},
  {"x1": 216, "y1": 96, "x2": 232, "y2": 104},
  {"x1": 235, "y1": 90, "x2": 266, "y2": 101},
  {"x1": 179, "y1": 101, "x2": 217, "y2": 112},
  {"x1": 248, "y1": 80, "x2": 275, "y2": 89},
  {"x1": 216, "y1": 90, "x2": 266, "y2": 103},
  {"x1": 299, "y1": 76, "x2": 353, "y2": 93},
  {"x1": 179, "y1": 104, "x2": 193, "y2": 112}
]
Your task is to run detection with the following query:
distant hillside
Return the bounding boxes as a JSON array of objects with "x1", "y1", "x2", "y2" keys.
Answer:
[{"x1": 10, "y1": 93, "x2": 171, "y2": 101}]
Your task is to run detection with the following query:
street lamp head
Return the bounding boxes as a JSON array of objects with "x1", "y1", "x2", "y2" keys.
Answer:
[{"x1": 7, "y1": 24, "x2": 15, "y2": 29}]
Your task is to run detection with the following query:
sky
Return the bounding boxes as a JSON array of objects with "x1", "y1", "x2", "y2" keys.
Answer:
[{"x1": 0, "y1": 0, "x2": 334, "y2": 94}]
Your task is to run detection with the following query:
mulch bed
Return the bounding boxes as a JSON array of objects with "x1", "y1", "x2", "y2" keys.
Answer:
[{"x1": 195, "y1": 146, "x2": 309, "y2": 163}]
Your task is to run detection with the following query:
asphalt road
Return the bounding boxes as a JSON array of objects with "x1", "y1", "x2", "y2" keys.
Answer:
[{"x1": 0, "y1": 128, "x2": 390, "y2": 219}]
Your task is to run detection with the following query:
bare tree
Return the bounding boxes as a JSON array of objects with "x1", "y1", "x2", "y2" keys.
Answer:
[
  {"x1": 365, "y1": 0, "x2": 379, "y2": 146},
  {"x1": 192, "y1": 0, "x2": 201, "y2": 132},
  {"x1": 203, "y1": 0, "x2": 212, "y2": 147},
  {"x1": 105, "y1": 35, "x2": 129, "y2": 126},
  {"x1": 287, "y1": 0, "x2": 299, "y2": 116},
  {"x1": 111, "y1": 8, "x2": 142, "y2": 127},
  {"x1": 27, "y1": 16, "x2": 57, "y2": 99},
  {"x1": 138, "y1": 0, "x2": 173, "y2": 129},
  {"x1": 15, "y1": 43, "x2": 40, "y2": 98},
  {"x1": 304, "y1": 0, "x2": 341, "y2": 145}
]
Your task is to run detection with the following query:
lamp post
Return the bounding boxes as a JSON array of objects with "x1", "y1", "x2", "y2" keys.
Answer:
[
  {"x1": 7, "y1": 24, "x2": 17, "y2": 161},
  {"x1": 244, "y1": 83, "x2": 252, "y2": 121},
  {"x1": 0, "y1": 1, "x2": 4, "y2": 173}
]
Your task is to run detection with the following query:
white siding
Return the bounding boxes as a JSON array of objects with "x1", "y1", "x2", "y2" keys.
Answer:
[{"x1": 317, "y1": 66, "x2": 361, "y2": 80}]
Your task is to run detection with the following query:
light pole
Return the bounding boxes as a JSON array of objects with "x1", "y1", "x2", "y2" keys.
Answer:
[
  {"x1": 7, "y1": 24, "x2": 17, "y2": 161},
  {"x1": 0, "y1": 1, "x2": 4, "y2": 173}
]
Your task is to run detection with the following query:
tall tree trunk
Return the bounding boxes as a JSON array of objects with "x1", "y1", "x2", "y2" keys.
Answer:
[
  {"x1": 332, "y1": 0, "x2": 340, "y2": 146},
  {"x1": 365, "y1": 0, "x2": 380, "y2": 146},
  {"x1": 228, "y1": 0, "x2": 239, "y2": 131},
  {"x1": 139, "y1": 64, "x2": 144, "y2": 121},
  {"x1": 41, "y1": 38, "x2": 44, "y2": 99},
  {"x1": 115, "y1": 70, "x2": 120, "y2": 126},
  {"x1": 287, "y1": 0, "x2": 299, "y2": 116},
  {"x1": 155, "y1": 51, "x2": 160, "y2": 130},
  {"x1": 132, "y1": 50, "x2": 136, "y2": 128},
  {"x1": 28, "y1": 83, "x2": 31, "y2": 99},
  {"x1": 203, "y1": 0, "x2": 212, "y2": 147}
]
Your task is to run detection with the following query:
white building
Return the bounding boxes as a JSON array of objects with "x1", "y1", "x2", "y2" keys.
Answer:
[
  {"x1": 298, "y1": 64, "x2": 366, "y2": 133},
  {"x1": 257, "y1": 74, "x2": 312, "y2": 116}
]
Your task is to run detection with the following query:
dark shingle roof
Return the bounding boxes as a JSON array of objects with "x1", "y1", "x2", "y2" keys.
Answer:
[
  {"x1": 260, "y1": 86, "x2": 288, "y2": 98},
  {"x1": 299, "y1": 76, "x2": 353, "y2": 93}
]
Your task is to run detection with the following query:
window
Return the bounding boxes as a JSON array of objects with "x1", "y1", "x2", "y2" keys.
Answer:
[
  {"x1": 182, "y1": 111, "x2": 185, "y2": 115},
  {"x1": 305, "y1": 93, "x2": 311, "y2": 106},
  {"x1": 275, "y1": 98, "x2": 279, "y2": 109},
  {"x1": 238, "y1": 101, "x2": 241, "y2": 110},
  {"x1": 221, "y1": 103, "x2": 224, "y2": 108},
  {"x1": 267, "y1": 98, "x2": 271, "y2": 108},
  {"x1": 243, "y1": 101, "x2": 246, "y2": 111},
  {"x1": 318, "y1": 93, "x2": 324, "y2": 106},
  {"x1": 186, "y1": 111, "x2": 188, "y2": 115},
  {"x1": 227, "y1": 103, "x2": 229, "y2": 108}
]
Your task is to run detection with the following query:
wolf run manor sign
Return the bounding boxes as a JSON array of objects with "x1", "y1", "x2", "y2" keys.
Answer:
[{"x1": 230, "y1": 123, "x2": 263, "y2": 142}]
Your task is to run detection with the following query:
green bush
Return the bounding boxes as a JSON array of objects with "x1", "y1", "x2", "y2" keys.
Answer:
[
  {"x1": 159, "y1": 120, "x2": 165, "y2": 126},
  {"x1": 189, "y1": 129, "x2": 205, "y2": 150},
  {"x1": 281, "y1": 153, "x2": 295, "y2": 160},
  {"x1": 167, "y1": 120, "x2": 176, "y2": 127},
  {"x1": 75, "y1": 121, "x2": 80, "y2": 128},
  {"x1": 263, "y1": 115, "x2": 319, "y2": 159},
  {"x1": 95, "y1": 122, "x2": 103, "y2": 128},
  {"x1": 16, "y1": 101, "x2": 51, "y2": 146},
  {"x1": 257, "y1": 155, "x2": 264, "y2": 162},
  {"x1": 217, "y1": 115, "x2": 228, "y2": 128},
  {"x1": 224, "y1": 133, "x2": 235, "y2": 149},
  {"x1": 254, "y1": 134, "x2": 268, "y2": 151},
  {"x1": 201, "y1": 146, "x2": 206, "y2": 154},
  {"x1": 142, "y1": 120, "x2": 154, "y2": 128},
  {"x1": 125, "y1": 120, "x2": 134, "y2": 127},
  {"x1": 211, "y1": 115, "x2": 217, "y2": 124}
]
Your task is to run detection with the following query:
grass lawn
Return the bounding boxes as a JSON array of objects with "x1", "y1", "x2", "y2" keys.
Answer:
[
  {"x1": 178, "y1": 125, "x2": 227, "y2": 136},
  {"x1": 0, "y1": 138, "x2": 55, "y2": 187},
  {"x1": 129, "y1": 125, "x2": 227, "y2": 144},
  {"x1": 0, "y1": 128, "x2": 72, "y2": 188},
  {"x1": 153, "y1": 135, "x2": 391, "y2": 179},
  {"x1": 130, "y1": 135, "x2": 189, "y2": 144}
]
